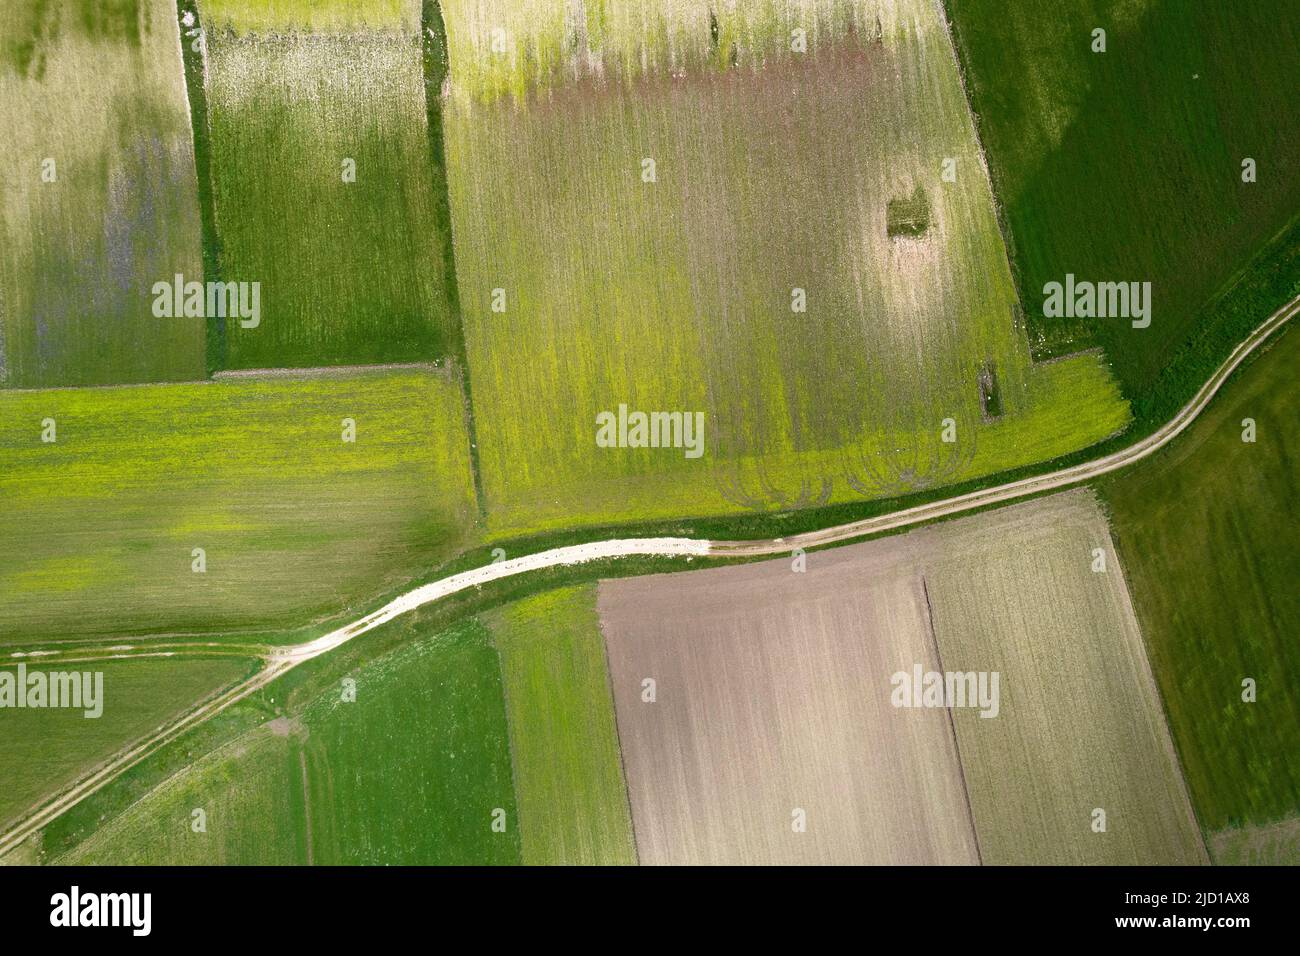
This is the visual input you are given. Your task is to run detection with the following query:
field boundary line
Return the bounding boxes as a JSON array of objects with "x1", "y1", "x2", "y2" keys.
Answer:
[
  {"x1": 421, "y1": 0, "x2": 488, "y2": 519},
  {"x1": 594, "y1": 598, "x2": 643, "y2": 867},
  {"x1": 211, "y1": 361, "x2": 446, "y2": 380},
  {"x1": 919, "y1": 576, "x2": 984, "y2": 865}
]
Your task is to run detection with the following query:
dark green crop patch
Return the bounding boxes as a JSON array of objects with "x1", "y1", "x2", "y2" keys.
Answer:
[
  {"x1": 947, "y1": 0, "x2": 1300, "y2": 396},
  {"x1": 886, "y1": 185, "x2": 932, "y2": 238}
]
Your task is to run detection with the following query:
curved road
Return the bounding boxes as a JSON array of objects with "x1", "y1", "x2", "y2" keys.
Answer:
[{"x1": 2, "y1": 293, "x2": 1296, "y2": 856}]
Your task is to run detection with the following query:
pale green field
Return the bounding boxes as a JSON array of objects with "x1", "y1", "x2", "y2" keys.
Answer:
[
  {"x1": 447, "y1": 0, "x2": 1130, "y2": 538},
  {"x1": 205, "y1": 28, "x2": 456, "y2": 369},
  {"x1": 488, "y1": 586, "x2": 636, "y2": 865},
  {"x1": 0, "y1": 657, "x2": 255, "y2": 832},
  {"x1": 0, "y1": 369, "x2": 478, "y2": 645},
  {"x1": 924, "y1": 491, "x2": 1206, "y2": 865},
  {"x1": 199, "y1": 0, "x2": 420, "y2": 33},
  {"x1": 0, "y1": 0, "x2": 205, "y2": 387}
]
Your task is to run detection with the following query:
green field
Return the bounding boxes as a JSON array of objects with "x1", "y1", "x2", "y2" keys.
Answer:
[
  {"x1": 0, "y1": 0, "x2": 205, "y2": 387},
  {"x1": 1100, "y1": 327, "x2": 1300, "y2": 833},
  {"x1": 202, "y1": 10, "x2": 455, "y2": 369},
  {"x1": 0, "y1": 368, "x2": 477, "y2": 644},
  {"x1": 298, "y1": 617, "x2": 519, "y2": 864},
  {"x1": 22, "y1": 584, "x2": 644, "y2": 867},
  {"x1": 947, "y1": 0, "x2": 1300, "y2": 396},
  {"x1": 488, "y1": 586, "x2": 636, "y2": 865},
  {"x1": 0, "y1": 657, "x2": 254, "y2": 832},
  {"x1": 447, "y1": 0, "x2": 1129, "y2": 537},
  {"x1": 7, "y1": 0, "x2": 1294, "y2": 871},
  {"x1": 65, "y1": 616, "x2": 520, "y2": 865}
]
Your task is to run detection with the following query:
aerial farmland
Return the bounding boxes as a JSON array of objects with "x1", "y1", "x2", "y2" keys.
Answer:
[
  {"x1": 56, "y1": 614, "x2": 521, "y2": 865},
  {"x1": 0, "y1": 0, "x2": 1297, "y2": 897},
  {"x1": 0, "y1": 0, "x2": 205, "y2": 386},
  {"x1": 445, "y1": 0, "x2": 1131, "y2": 536},
  {"x1": 922, "y1": 492, "x2": 1206, "y2": 865},
  {"x1": 948, "y1": 0, "x2": 1300, "y2": 400},
  {"x1": 597, "y1": 491, "x2": 1205, "y2": 865},
  {"x1": 0, "y1": 367, "x2": 478, "y2": 644},
  {"x1": 597, "y1": 539, "x2": 980, "y2": 865},
  {"x1": 198, "y1": 0, "x2": 457, "y2": 369},
  {"x1": 1100, "y1": 324, "x2": 1300, "y2": 855},
  {"x1": 487, "y1": 587, "x2": 636, "y2": 865},
  {"x1": 0, "y1": 656, "x2": 256, "y2": 837}
]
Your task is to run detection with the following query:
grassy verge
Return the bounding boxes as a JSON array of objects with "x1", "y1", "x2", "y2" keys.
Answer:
[
  {"x1": 422, "y1": 0, "x2": 485, "y2": 515},
  {"x1": 176, "y1": 0, "x2": 226, "y2": 374}
]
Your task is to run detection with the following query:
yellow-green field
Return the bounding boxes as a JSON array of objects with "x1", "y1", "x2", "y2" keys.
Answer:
[
  {"x1": 0, "y1": 0, "x2": 205, "y2": 387},
  {"x1": 488, "y1": 586, "x2": 636, "y2": 865},
  {"x1": 446, "y1": 0, "x2": 1130, "y2": 537},
  {"x1": 0, "y1": 368, "x2": 478, "y2": 645}
]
